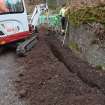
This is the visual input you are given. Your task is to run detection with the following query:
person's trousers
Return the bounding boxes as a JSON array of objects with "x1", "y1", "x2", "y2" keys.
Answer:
[{"x1": 61, "y1": 17, "x2": 66, "y2": 30}]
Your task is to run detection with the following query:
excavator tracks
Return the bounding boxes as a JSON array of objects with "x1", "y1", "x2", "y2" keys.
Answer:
[{"x1": 16, "y1": 35, "x2": 38, "y2": 56}]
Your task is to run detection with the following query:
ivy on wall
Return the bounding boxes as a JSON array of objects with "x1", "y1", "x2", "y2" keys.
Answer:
[{"x1": 67, "y1": 5, "x2": 105, "y2": 26}]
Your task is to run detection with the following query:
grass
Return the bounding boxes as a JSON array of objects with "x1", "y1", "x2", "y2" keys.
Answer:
[{"x1": 96, "y1": 65, "x2": 103, "y2": 70}]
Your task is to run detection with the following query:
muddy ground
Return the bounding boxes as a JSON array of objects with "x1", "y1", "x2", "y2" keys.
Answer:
[{"x1": 13, "y1": 28, "x2": 105, "y2": 105}]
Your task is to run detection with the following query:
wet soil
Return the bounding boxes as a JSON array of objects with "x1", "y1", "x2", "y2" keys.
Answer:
[{"x1": 15, "y1": 29, "x2": 105, "y2": 105}]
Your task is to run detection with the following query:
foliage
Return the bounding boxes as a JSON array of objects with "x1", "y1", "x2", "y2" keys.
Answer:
[
  {"x1": 47, "y1": 0, "x2": 57, "y2": 9},
  {"x1": 67, "y1": 5, "x2": 105, "y2": 26}
]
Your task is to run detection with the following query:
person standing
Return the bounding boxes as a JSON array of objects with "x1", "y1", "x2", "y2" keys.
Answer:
[{"x1": 59, "y1": 4, "x2": 69, "y2": 34}]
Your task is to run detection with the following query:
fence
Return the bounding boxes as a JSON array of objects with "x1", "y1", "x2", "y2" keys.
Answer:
[{"x1": 38, "y1": 14, "x2": 61, "y2": 30}]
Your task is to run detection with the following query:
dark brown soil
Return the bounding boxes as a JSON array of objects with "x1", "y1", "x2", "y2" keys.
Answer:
[{"x1": 15, "y1": 29, "x2": 105, "y2": 105}]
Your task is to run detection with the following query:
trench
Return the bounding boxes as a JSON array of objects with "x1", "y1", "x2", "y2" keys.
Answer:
[{"x1": 46, "y1": 34, "x2": 105, "y2": 95}]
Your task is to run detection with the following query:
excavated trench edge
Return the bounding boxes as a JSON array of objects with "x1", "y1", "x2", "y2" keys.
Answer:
[
  {"x1": 46, "y1": 34, "x2": 105, "y2": 95},
  {"x1": 49, "y1": 45, "x2": 100, "y2": 88}
]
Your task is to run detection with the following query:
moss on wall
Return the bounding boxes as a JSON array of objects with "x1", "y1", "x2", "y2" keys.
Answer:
[{"x1": 68, "y1": 41, "x2": 80, "y2": 52}]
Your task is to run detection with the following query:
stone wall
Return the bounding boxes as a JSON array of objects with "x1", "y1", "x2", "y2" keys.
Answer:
[{"x1": 67, "y1": 23, "x2": 105, "y2": 69}]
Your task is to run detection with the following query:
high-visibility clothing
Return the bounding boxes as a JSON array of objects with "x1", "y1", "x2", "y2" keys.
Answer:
[{"x1": 59, "y1": 8, "x2": 66, "y2": 17}]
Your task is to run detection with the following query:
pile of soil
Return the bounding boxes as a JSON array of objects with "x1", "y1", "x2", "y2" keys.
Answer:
[{"x1": 15, "y1": 29, "x2": 105, "y2": 105}]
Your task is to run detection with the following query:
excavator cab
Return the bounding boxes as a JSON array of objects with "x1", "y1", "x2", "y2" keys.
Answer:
[
  {"x1": 0, "y1": 0, "x2": 29, "y2": 45},
  {"x1": 0, "y1": 0, "x2": 48, "y2": 56}
]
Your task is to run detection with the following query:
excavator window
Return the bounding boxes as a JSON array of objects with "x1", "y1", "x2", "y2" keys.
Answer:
[{"x1": 0, "y1": 0, "x2": 24, "y2": 14}]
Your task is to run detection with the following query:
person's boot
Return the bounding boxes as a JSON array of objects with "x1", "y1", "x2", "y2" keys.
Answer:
[{"x1": 61, "y1": 29, "x2": 65, "y2": 36}]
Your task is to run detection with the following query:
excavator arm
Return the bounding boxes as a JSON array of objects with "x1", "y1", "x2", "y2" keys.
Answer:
[{"x1": 16, "y1": 3, "x2": 48, "y2": 56}]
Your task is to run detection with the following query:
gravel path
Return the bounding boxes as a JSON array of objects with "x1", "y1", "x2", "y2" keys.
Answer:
[{"x1": 0, "y1": 51, "x2": 26, "y2": 105}]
